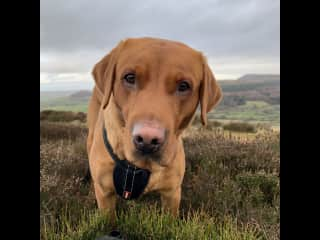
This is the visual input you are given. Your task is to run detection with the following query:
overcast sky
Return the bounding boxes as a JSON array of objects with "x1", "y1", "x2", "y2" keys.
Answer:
[{"x1": 40, "y1": 0, "x2": 280, "y2": 91}]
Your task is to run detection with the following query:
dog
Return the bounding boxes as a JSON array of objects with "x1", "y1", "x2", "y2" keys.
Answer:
[{"x1": 86, "y1": 37, "x2": 222, "y2": 221}]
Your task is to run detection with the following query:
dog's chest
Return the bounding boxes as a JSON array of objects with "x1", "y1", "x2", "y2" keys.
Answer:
[{"x1": 143, "y1": 168, "x2": 172, "y2": 193}]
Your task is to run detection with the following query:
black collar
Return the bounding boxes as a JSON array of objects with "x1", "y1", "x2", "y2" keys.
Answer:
[
  {"x1": 102, "y1": 125, "x2": 125, "y2": 163},
  {"x1": 102, "y1": 125, "x2": 151, "y2": 200}
]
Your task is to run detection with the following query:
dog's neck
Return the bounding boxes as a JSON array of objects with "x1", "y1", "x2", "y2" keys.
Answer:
[{"x1": 102, "y1": 95, "x2": 126, "y2": 160}]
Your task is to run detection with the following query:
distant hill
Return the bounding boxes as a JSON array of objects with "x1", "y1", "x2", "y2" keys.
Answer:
[
  {"x1": 63, "y1": 74, "x2": 280, "y2": 106},
  {"x1": 218, "y1": 74, "x2": 280, "y2": 106},
  {"x1": 69, "y1": 90, "x2": 92, "y2": 100},
  {"x1": 40, "y1": 91, "x2": 74, "y2": 101},
  {"x1": 40, "y1": 73, "x2": 280, "y2": 124},
  {"x1": 40, "y1": 90, "x2": 92, "y2": 112},
  {"x1": 237, "y1": 74, "x2": 280, "y2": 82}
]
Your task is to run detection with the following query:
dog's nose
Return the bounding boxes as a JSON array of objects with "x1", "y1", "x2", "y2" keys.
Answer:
[{"x1": 132, "y1": 122, "x2": 165, "y2": 154}]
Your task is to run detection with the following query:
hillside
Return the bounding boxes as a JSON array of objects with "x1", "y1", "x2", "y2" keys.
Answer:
[
  {"x1": 237, "y1": 74, "x2": 280, "y2": 82},
  {"x1": 40, "y1": 74, "x2": 280, "y2": 125},
  {"x1": 69, "y1": 90, "x2": 92, "y2": 100},
  {"x1": 40, "y1": 91, "x2": 74, "y2": 101},
  {"x1": 218, "y1": 74, "x2": 280, "y2": 106},
  {"x1": 40, "y1": 90, "x2": 92, "y2": 112}
]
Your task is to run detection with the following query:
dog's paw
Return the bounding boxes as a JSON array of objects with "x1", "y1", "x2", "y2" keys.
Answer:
[
  {"x1": 96, "y1": 231, "x2": 122, "y2": 240},
  {"x1": 109, "y1": 230, "x2": 121, "y2": 238}
]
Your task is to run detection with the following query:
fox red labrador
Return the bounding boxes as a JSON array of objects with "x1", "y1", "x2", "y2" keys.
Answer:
[{"x1": 86, "y1": 37, "x2": 222, "y2": 220}]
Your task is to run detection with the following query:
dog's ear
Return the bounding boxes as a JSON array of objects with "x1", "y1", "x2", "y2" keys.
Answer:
[
  {"x1": 199, "y1": 56, "x2": 222, "y2": 126},
  {"x1": 92, "y1": 40, "x2": 125, "y2": 109}
]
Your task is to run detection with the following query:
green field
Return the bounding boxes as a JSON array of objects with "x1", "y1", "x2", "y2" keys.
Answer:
[
  {"x1": 209, "y1": 101, "x2": 280, "y2": 126},
  {"x1": 41, "y1": 96, "x2": 89, "y2": 112},
  {"x1": 41, "y1": 103, "x2": 88, "y2": 112},
  {"x1": 41, "y1": 96, "x2": 279, "y2": 127},
  {"x1": 40, "y1": 74, "x2": 280, "y2": 126}
]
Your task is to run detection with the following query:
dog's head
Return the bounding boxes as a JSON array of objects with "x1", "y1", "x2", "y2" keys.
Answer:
[{"x1": 92, "y1": 37, "x2": 222, "y2": 166}]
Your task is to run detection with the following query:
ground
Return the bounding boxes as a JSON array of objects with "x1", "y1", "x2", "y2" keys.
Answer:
[{"x1": 40, "y1": 114, "x2": 279, "y2": 240}]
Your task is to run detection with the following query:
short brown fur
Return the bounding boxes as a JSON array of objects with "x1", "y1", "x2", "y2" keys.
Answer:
[{"x1": 87, "y1": 37, "x2": 222, "y2": 221}]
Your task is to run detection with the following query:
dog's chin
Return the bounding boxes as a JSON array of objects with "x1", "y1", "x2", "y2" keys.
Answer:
[
  {"x1": 124, "y1": 148, "x2": 169, "y2": 167},
  {"x1": 133, "y1": 150, "x2": 162, "y2": 162}
]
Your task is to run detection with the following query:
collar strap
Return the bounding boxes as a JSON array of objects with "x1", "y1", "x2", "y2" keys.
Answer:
[
  {"x1": 102, "y1": 125, "x2": 123, "y2": 163},
  {"x1": 102, "y1": 125, "x2": 139, "y2": 168},
  {"x1": 102, "y1": 124, "x2": 151, "y2": 200}
]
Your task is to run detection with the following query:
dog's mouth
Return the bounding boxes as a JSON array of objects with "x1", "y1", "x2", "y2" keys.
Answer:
[
  {"x1": 134, "y1": 141, "x2": 163, "y2": 154},
  {"x1": 132, "y1": 148, "x2": 162, "y2": 162}
]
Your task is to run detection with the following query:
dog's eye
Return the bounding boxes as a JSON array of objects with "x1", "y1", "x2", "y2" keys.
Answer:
[
  {"x1": 177, "y1": 81, "x2": 191, "y2": 93},
  {"x1": 123, "y1": 73, "x2": 136, "y2": 85}
]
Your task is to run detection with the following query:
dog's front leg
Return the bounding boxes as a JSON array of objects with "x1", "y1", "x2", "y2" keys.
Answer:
[
  {"x1": 160, "y1": 186, "x2": 181, "y2": 217},
  {"x1": 94, "y1": 183, "x2": 117, "y2": 225}
]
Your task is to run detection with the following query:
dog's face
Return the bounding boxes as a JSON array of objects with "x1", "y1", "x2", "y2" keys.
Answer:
[{"x1": 93, "y1": 38, "x2": 222, "y2": 166}]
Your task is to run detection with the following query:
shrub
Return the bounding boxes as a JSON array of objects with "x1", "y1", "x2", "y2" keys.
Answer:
[
  {"x1": 207, "y1": 120, "x2": 223, "y2": 129},
  {"x1": 40, "y1": 110, "x2": 87, "y2": 123},
  {"x1": 40, "y1": 122, "x2": 279, "y2": 239},
  {"x1": 191, "y1": 114, "x2": 201, "y2": 126},
  {"x1": 255, "y1": 122, "x2": 272, "y2": 131},
  {"x1": 219, "y1": 95, "x2": 246, "y2": 107},
  {"x1": 40, "y1": 121, "x2": 88, "y2": 140},
  {"x1": 182, "y1": 129, "x2": 279, "y2": 237},
  {"x1": 192, "y1": 114, "x2": 223, "y2": 131},
  {"x1": 223, "y1": 122, "x2": 256, "y2": 133}
]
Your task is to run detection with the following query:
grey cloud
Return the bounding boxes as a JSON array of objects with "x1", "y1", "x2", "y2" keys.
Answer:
[
  {"x1": 40, "y1": 0, "x2": 279, "y2": 81},
  {"x1": 40, "y1": 50, "x2": 102, "y2": 74},
  {"x1": 41, "y1": 0, "x2": 279, "y2": 56}
]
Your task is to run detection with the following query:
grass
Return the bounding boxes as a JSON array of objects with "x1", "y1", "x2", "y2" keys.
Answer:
[
  {"x1": 41, "y1": 104, "x2": 89, "y2": 113},
  {"x1": 40, "y1": 112, "x2": 280, "y2": 240},
  {"x1": 40, "y1": 96, "x2": 89, "y2": 112},
  {"x1": 42, "y1": 203, "x2": 264, "y2": 240},
  {"x1": 209, "y1": 101, "x2": 280, "y2": 125}
]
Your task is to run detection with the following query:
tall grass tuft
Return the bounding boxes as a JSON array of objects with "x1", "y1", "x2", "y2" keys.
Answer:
[{"x1": 41, "y1": 203, "x2": 264, "y2": 240}]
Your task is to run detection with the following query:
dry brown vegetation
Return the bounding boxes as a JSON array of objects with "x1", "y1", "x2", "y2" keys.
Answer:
[{"x1": 40, "y1": 112, "x2": 279, "y2": 239}]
